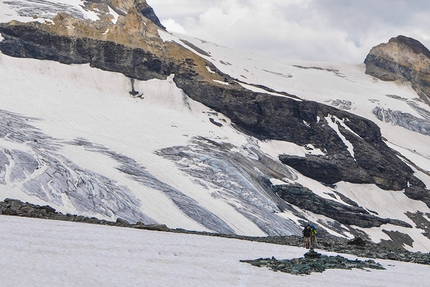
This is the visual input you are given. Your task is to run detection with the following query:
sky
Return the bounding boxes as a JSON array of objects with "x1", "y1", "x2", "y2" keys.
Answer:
[{"x1": 147, "y1": 0, "x2": 430, "y2": 63}]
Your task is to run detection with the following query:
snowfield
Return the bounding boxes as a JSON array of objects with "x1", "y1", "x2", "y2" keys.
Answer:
[
  {"x1": 1, "y1": 215, "x2": 429, "y2": 287},
  {"x1": 0, "y1": 53, "x2": 295, "y2": 236},
  {"x1": 0, "y1": 0, "x2": 430, "y2": 254}
]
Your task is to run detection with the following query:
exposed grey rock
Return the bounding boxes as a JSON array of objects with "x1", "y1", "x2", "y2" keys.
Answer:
[
  {"x1": 134, "y1": 221, "x2": 169, "y2": 231},
  {"x1": 180, "y1": 39, "x2": 211, "y2": 57},
  {"x1": 405, "y1": 211, "x2": 430, "y2": 239},
  {"x1": 272, "y1": 183, "x2": 411, "y2": 228},
  {"x1": 332, "y1": 190, "x2": 361, "y2": 207},
  {"x1": 292, "y1": 65, "x2": 346, "y2": 78},
  {"x1": 348, "y1": 237, "x2": 367, "y2": 247},
  {"x1": 404, "y1": 185, "x2": 430, "y2": 209},
  {"x1": 330, "y1": 99, "x2": 352, "y2": 110},
  {"x1": 116, "y1": 217, "x2": 130, "y2": 225},
  {"x1": 381, "y1": 230, "x2": 414, "y2": 250},
  {"x1": 139, "y1": 5, "x2": 165, "y2": 30},
  {"x1": 278, "y1": 154, "x2": 370, "y2": 185},
  {"x1": 279, "y1": 112, "x2": 422, "y2": 192},
  {"x1": 304, "y1": 249, "x2": 322, "y2": 258}
]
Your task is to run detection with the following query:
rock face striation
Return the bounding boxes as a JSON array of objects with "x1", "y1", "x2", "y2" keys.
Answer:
[{"x1": 365, "y1": 35, "x2": 430, "y2": 106}]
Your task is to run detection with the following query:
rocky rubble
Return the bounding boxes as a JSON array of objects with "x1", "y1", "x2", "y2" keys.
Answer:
[
  {"x1": 174, "y1": 229, "x2": 430, "y2": 266},
  {"x1": 240, "y1": 254, "x2": 385, "y2": 275},
  {"x1": 0, "y1": 198, "x2": 169, "y2": 231}
]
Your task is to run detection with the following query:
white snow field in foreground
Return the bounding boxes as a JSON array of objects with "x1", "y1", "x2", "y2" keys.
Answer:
[{"x1": 1, "y1": 215, "x2": 428, "y2": 287}]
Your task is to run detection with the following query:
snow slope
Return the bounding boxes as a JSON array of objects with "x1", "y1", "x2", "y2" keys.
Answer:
[
  {"x1": 1, "y1": 215, "x2": 428, "y2": 287},
  {"x1": 1, "y1": 52, "x2": 428, "y2": 249},
  {"x1": 1, "y1": 0, "x2": 430, "y2": 251},
  {"x1": 161, "y1": 31, "x2": 430, "y2": 249},
  {"x1": 168, "y1": 31, "x2": 430, "y2": 167},
  {"x1": 0, "y1": 0, "x2": 99, "y2": 23},
  {"x1": 0, "y1": 54, "x2": 268, "y2": 234}
]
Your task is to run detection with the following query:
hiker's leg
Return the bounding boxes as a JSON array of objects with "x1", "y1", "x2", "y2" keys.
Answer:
[{"x1": 310, "y1": 236, "x2": 316, "y2": 249}]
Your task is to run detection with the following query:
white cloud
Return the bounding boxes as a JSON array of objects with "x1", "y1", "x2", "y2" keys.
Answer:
[
  {"x1": 148, "y1": 0, "x2": 430, "y2": 63},
  {"x1": 161, "y1": 18, "x2": 187, "y2": 34}
]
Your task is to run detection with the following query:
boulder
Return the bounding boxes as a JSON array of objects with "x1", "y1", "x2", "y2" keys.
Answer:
[{"x1": 347, "y1": 237, "x2": 367, "y2": 246}]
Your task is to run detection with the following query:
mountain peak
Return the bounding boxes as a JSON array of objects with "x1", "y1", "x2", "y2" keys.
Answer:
[
  {"x1": 364, "y1": 35, "x2": 430, "y2": 105},
  {"x1": 0, "y1": 0, "x2": 165, "y2": 55},
  {"x1": 389, "y1": 35, "x2": 430, "y2": 58},
  {"x1": 110, "y1": 0, "x2": 165, "y2": 29}
]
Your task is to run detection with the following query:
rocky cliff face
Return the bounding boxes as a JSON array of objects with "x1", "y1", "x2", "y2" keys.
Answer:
[
  {"x1": 365, "y1": 35, "x2": 430, "y2": 106},
  {"x1": 0, "y1": 0, "x2": 429, "y2": 240}
]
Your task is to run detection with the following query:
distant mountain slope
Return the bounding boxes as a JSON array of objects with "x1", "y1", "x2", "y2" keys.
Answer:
[{"x1": 0, "y1": 0, "x2": 429, "y2": 251}]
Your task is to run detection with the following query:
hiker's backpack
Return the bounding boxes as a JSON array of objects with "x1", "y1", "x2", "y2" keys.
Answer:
[{"x1": 310, "y1": 224, "x2": 317, "y2": 235}]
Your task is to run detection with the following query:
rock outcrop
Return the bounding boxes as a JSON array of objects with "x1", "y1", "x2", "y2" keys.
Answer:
[
  {"x1": 0, "y1": 198, "x2": 170, "y2": 231},
  {"x1": 364, "y1": 35, "x2": 430, "y2": 106},
  {"x1": 272, "y1": 183, "x2": 412, "y2": 228}
]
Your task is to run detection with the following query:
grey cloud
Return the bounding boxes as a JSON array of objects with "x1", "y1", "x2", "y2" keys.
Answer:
[
  {"x1": 312, "y1": 0, "x2": 430, "y2": 45},
  {"x1": 149, "y1": 0, "x2": 430, "y2": 63}
]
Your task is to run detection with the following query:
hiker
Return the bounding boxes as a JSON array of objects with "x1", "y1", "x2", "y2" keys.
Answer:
[
  {"x1": 310, "y1": 224, "x2": 317, "y2": 250},
  {"x1": 302, "y1": 224, "x2": 311, "y2": 249}
]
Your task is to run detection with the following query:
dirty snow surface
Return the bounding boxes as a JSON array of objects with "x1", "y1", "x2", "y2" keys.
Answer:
[{"x1": 1, "y1": 215, "x2": 429, "y2": 287}]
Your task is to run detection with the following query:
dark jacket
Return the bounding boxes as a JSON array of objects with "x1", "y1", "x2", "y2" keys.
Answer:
[{"x1": 302, "y1": 227, "x2": 311, "y2": 238}]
